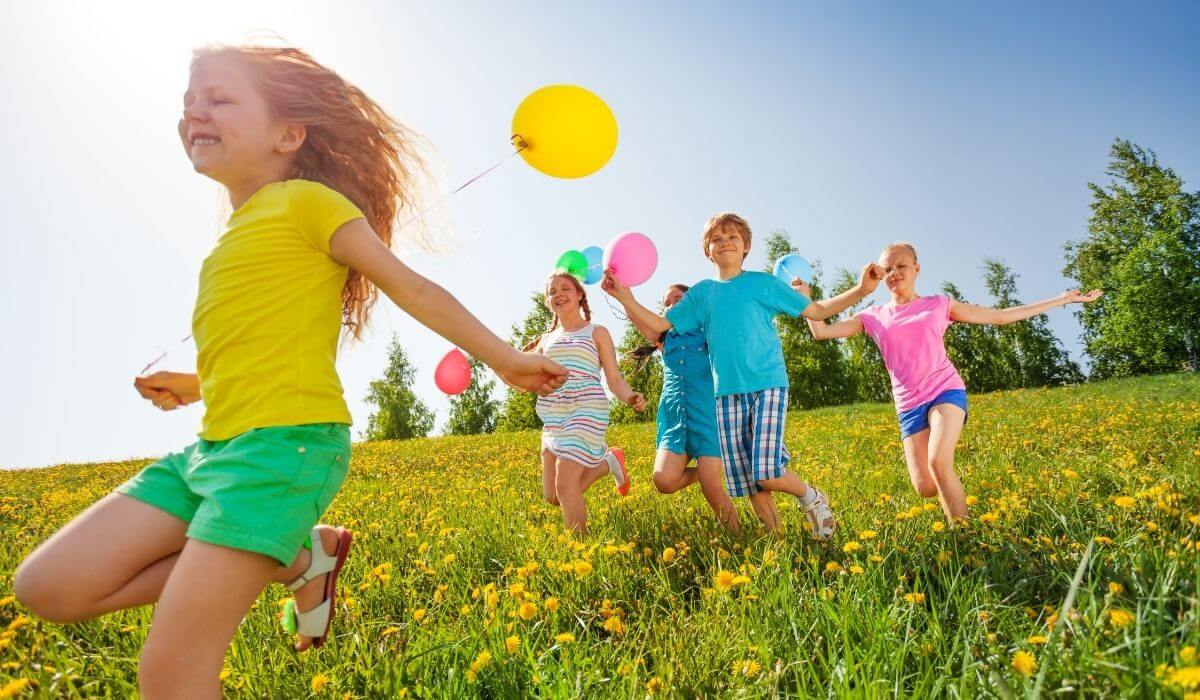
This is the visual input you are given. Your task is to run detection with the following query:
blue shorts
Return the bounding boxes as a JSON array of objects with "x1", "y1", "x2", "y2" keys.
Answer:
[
  {"x1": 715, "y1": 388, "x2": 789, "y2": 497},
  {"x1": 898, "y1": 389, "x2": 968, "y2": 439}
]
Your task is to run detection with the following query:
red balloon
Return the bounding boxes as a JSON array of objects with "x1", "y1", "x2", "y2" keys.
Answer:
[{"x1": 434, "y1": 348, "x2": 472, "y2": 395}]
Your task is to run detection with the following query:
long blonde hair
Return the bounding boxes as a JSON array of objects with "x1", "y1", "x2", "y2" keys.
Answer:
[{"x1": 195, "y1": 44, "x2": 430, "y2": 341}]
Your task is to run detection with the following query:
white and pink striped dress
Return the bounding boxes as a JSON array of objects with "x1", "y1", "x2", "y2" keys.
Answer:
[{"x1": 536, "y1": 324, "x2": 611, "y2": 468}]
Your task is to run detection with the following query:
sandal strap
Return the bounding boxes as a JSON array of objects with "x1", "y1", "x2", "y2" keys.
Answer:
[
  {"x1": 293, "y1": 598, "x2": 332, "y2": 638},
  {"x1": 286, "y1": 526, "x2": 340, "y2": 592}
]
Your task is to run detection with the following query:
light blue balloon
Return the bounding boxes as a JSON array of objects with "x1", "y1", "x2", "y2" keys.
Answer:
[
  {"x1": 581, "y1": 245, "x2": 605, "y2": 285},
  {"x1": 773, "y1": 253, "x2": 813, "y2": 285}
]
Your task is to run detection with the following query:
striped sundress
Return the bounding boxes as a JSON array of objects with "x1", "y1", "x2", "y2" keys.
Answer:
[{"x1": 536, "y1": 323, "x2": 611, "y2": 468}]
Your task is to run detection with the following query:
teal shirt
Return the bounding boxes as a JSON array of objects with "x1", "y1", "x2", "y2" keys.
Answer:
[{"x1": 665, "y1": 270, "x2": 810, "y2": 397}]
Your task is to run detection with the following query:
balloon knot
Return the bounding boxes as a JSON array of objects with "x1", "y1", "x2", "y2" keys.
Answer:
[{"x1": 511, "y1": 134, "x2": 528, "y2": 151}]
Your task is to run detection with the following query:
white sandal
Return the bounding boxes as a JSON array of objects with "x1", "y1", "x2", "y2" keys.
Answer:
[
  {"x1": 802, "y1": 487, "x2": 836, "y2": 540},
  {"x1": 282, "y1": 525, "x2": 353, "y2": 649}
]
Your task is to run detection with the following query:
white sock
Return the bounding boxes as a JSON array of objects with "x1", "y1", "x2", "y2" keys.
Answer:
[
  {"x1": 606, "y1": 452, "x2": 625, "y2": 486},
  {"x1": 800, "y1": 486, "x2": 819, "y2": 506}
]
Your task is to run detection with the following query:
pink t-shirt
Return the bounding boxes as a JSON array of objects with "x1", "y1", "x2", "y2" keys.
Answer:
[{"x1": 856, "y1": 295, "x2": 966, "y2": 412}]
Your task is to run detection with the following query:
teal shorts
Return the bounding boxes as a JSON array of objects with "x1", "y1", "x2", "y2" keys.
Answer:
[{"x1": 117, "y1": 423, "x2": 351, "y2": 565}]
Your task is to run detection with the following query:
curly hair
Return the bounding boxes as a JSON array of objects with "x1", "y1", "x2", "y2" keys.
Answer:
[{"x1": 194, "y1": 44, "x2": 430, "y2": 341}]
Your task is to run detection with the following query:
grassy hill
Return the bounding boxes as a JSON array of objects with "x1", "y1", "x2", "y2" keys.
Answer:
[{"x1": 1, "y1": 373, "x2": 1198, "y2": 697}]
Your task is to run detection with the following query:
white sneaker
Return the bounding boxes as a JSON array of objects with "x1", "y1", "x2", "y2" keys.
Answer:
[{"x1": 801, "y1": 486, "x2": 836, "y2": 540}]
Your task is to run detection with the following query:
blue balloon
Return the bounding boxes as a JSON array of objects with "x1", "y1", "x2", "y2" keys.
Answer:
[
  {"x1": 581, "y1": 245, "x2": 605, "y2": 285},
  {"x1": 773, "y1": 253, "x2": 813, "y2": 285}
]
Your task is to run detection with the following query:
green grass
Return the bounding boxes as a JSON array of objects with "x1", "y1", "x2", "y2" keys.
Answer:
[{"x1": 2, "y1": 373, "x2": 1199, "y2": 698}]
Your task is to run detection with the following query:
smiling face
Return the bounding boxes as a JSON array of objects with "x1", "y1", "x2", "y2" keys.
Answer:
[
  {"x1": 180, "y1": 53, "x2": 298, "y2": 187},
  {"x1": 545, "y1": 274, "x2": 584, "y2": 318},
  {"x1": 879, "y1": 245, "x2": 920, "y2": 297},
  {"x1": 704, "y1": 223, "x2": 750, "y2": 266}
]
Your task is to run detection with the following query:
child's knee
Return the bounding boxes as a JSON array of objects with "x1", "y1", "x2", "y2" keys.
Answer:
[
  {"x1": 139, "y1": 639, "x2": 204, "y2": 697},
  {"x1": 915, "y1": 481, "x2": 939, "y2": 498},
  {"x1": 652, "y1": 472, "x2": 678, "y2": 494},
  {"x1": 542, "y1": 489, "x2": 559, "y2": 506},
  {"x1": 13, "y1": 560, "x2": 87, "y2": 624},
  {"x1": 928, "y1": 455, "x2": 955, "y2": 479}
]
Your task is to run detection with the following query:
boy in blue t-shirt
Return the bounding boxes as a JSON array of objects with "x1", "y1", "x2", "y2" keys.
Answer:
[{"x1": 602, "y1": 212, "x2": 882, "y2": 538}]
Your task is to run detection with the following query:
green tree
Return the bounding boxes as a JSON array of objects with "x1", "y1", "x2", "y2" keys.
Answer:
[
  {"x1": 495, "y1": 291, "x2": 553, "y2": 432},
  {"x1": 829, "y1": 268, "x2": 891, "y2": 403},
  {"x1": 363, "y1": 335, "x2": 435, "y2": 441},
  {"x1": 1063, "y1": 139, "x2": 1200, "y2": 377},
  {"x1": 764, "y1": 230, "x2": 853, "y2": 409},
  {"x1": 983, "y1": 258, "x2": 1084, "y2": 387},
  {"x1": 611, "y1": 320, "x2": 662, "y2": 424},
  {"x1": 444, "y1": 356, "x2": 500, "y2": 435},
  {"x1": 940, "y1": 282, "x2": 1020, "y2": 393}
]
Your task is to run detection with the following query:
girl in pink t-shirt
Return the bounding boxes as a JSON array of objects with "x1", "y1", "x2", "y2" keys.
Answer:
[{"x1": 801, "y1": 242, "x2": 1101, "y2": 522}]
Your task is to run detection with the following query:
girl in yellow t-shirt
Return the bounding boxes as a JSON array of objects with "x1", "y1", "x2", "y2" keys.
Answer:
[{"x1": 12, "y1": 45, "x2": 567, "y2": 696}]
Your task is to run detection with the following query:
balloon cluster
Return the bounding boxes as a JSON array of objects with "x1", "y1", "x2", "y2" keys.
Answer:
[{"x1": 553, "y1": 232, "x2": 658, "y2": 288}]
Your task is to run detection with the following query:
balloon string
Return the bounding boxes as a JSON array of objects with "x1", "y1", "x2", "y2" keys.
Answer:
[
  {"x1": 401, "y1": 143, "x2": 528, "y2": 229},
  {"x1": 140, "y1": 334, "x2": 193, "y2": 375},
  {"x1": 603, "y1": 295, "x2": 630, "y2": 323}
]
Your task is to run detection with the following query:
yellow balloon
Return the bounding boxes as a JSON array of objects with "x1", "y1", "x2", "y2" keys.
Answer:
[{"x1": 511, "y1": 85, "x2": 618, "y2": 179}]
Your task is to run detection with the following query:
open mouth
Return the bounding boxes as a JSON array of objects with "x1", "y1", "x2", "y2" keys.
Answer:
[{"x1": 190, "y1": 134, "x2": 221, "y2": 147}]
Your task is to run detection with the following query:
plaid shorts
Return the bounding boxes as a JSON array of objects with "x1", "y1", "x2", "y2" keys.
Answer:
[{"x1": 715, "y1": 387, "x2": 790, "y2": 497}]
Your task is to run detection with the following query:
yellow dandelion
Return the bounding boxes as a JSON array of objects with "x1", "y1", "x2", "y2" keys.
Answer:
[
  {"x1": 849, "y1": 565, "x2": 865, "y2": 575},
  {"x1": 518, "y1": 602, "x2": 538, "y2": 621},
  {"x1": 1167, "y1": 666, "x2": 1200, "y2": 690},
  {"x1": 603, "y1": 616, "x2": 626, "y2": 635},
  {"x1": 505, "y1": 635, "x2": 520, "y2": 653},
  {"x1": 1027, "y1": 635, "x2": 1048, "y2": 645},
  {"x1": 412, "y1": 608, "x2": 426, "y2": 623},
  {"x1": 311, "y1": 674, "x2": 331, "y2": 692},
  {"x1": 1094, "y1": 536, "x2": 1114, "y2": 545},
  {"x1": 1113, "y1": 496, "x2": 1136, "y2": 509},
  {"x1": 1063, "y1": 469, "x2": 1079, "y2": 478},
  {"x1": 843, "y1": 541, "x2": 861, "y2": 554},
  {"x1": 932, "y1": 521, "x2": 946, "y2": 532},
  {"x1": 904, "y1": 592, "x2": 926, "y2": 604},
  {"x1": 966, "y1": 495, "x2": 979, "y2": 505},
  {"x1": 1011, "y1": 650, "x2": 1037, "y2": 677},
  {"x1": 1182, "y1": 647, "x2": 1197, "y2": 664},
  {"x1": 715, "y1": 570, "x2": 738, "y2": 591},
  {"x1": 662, "y1": 547, "x2": 677, "y2": 562},
  {"x1": 0, "y1": 680, "x2": 33, "y2": 699},
  {"x1": 546, "y1": 597, "x2": 560, "y2": 613},
  {"x1": 555, "y1": 632, "x2": 576, "y2": 644},
  {"x1": 645, "y1": 677, "x2": 664, "y2": 694},
  {"x1": 825, "y1": 562, "x2": 843, "y2": 574},
  {"x1": 858, "y1": 530, "x2": 878, "y2": 540},
  {"x1": 1108, "y1": 582, "x2": 1124, "y2": 596},
  {"x1": 1108, "y1": 608, "x2": 1134, "y2": 628},
  {"x1": 980, "y1": 512, "x2": 999, "y2": 524},
  {"x1": 572, "y1": 560, "x2": 593, "y2": 578}
]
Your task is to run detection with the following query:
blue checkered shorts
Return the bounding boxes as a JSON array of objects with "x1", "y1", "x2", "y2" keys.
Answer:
[{"x1": 715, "y1": 387, "x2": 789, "y2": 497}]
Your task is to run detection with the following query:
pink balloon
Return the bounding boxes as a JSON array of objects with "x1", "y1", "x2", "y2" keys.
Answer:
[
  {"x1": 603, "y1": 232, "x2": 658, "y2": 287},
  {"x1": 434, "y1": 348, "x2": 472, "y2": 395}
]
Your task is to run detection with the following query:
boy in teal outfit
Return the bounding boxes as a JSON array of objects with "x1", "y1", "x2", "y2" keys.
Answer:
[{"x1": 603, "y1": 212, "x2": 882, "y2": 538}]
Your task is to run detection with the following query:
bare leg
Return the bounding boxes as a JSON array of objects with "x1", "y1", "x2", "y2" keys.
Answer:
[
  {"x1": 14, "y1": 494, "x2": 189, "y2": 623},
  {"x1": 652, "y1": 449, "x2": 699, "y2": 494},
  {"x1": 554, "y1": 458, "x2": 589, "y2": 532},
  {"x1": 695, "y1": 456, "x2": 739, "y2": 531},
  {"x1": 138, "y1": 540, "x2": 278, "y2": 699},
  {"x1": 927, "y1": 404, "x2": 968, "y2": 521},
  {"x1": 580, "y1": 459, "x2": 610, "y2": 492},
  {"x1": 541, "y1": 449, "x2": 559, "y2": 505},
  {"x1": 901, "y1": 430, "x2": 939, "y2": 498}
]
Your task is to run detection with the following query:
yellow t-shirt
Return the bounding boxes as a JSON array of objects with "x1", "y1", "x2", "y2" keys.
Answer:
[{"x1": 192, "y1": 179, "x2": 363, "y2": 440}]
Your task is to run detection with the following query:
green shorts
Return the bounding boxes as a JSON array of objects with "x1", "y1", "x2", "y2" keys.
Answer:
[{"x1": 117, "y1": 423, "x2": 350, "y2": 565}]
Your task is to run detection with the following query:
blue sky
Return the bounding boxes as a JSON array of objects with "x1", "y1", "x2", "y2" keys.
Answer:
[{"x1": 1, "y1": 1, "x2": 1197, "y2": 468}]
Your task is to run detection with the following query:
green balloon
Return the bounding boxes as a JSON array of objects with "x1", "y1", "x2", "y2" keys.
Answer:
[{"x1": 554, "y1": 249, "x2": 588, "y2": 281}]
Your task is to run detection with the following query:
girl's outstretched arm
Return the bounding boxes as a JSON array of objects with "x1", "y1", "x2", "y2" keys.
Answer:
[
  {"x1": 800, "y1": 263, "x2": 884, "y2": 321},
  {"x1": 593, "y1": 325, "x2": 646, "y2": 411},
  {"x1": 601, "y1": 271, "x2": 672, "y2": 337},
  {"x1": 950, "y1": 289, "x2": 1103, "y2": 326},
  {"x1": 791, "y1": 279, "x2": 866, "y2": 340},
  {"x1": 330, "y1": 219, "x2": 568, "y2": 395}
]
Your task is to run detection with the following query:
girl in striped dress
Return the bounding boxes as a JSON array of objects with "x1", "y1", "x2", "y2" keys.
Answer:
[{"x1": 532, "y1": 273, "x2": 646, "y2": 532}]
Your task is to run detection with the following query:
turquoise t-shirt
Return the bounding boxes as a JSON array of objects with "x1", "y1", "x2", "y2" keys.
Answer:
[{"x1": 665, "y1": 270, "x2": 810, "y2": 397}]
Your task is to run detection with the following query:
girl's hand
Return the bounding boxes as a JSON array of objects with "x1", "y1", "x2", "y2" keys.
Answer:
[
  {"x1": 626, "y1": 392, "x2": 647, "y2": 412},
  {"x1": 495, "y1": 351, "x2": 569, "y2": 396},
  {"x1": 600, "y1": 269, "x2": 633, "y2": 302},
  {"x1": 857, "y1": 262, "x2": 884, "y2": 294},
  {"x1": 134, "y1": 372, "x2": 201, "y2": 411},
  {"x1": 790, "y1": 278, "x2": 811, "y2": 298},
  {"x1": 1060, "y1": 289, "x2": 1103, "y2": 305}
]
